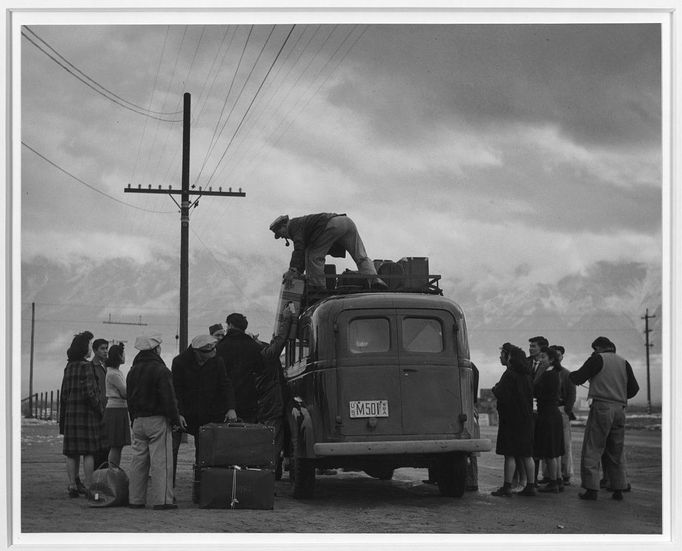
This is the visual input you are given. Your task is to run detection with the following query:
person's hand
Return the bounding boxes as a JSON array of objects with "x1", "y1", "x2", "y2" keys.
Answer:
[
  {"x1": 178, "y1": 415, "x2": 188, "y2": 431},
  {"x1": 224, "y1": 409, "x2": 238, "y2": 422},
  {"x1": 283, "y1": 267, "x2": 298, "y2": 285}
]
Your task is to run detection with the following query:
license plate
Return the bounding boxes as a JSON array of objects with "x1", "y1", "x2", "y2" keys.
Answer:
[{"x1": 349, "y1": 400, "x2": 389, "y2": 418}]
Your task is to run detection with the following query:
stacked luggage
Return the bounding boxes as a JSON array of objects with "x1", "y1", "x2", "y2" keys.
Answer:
[{"x1": 194, "y1": 422, "x2": 276, "y2": 509}]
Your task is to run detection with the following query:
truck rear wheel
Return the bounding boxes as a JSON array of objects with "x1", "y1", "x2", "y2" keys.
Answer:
[
  {"x1": 436, "y1": 453, "x2": 467, "y2": 497},
  {"x1": 292, "y1": 456, "x2": 315, "y2": 499}
]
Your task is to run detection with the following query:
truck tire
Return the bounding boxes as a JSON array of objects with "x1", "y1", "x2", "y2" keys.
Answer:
[
  {"x1": 436, "y1": 453, "x2": 467, "y2": 497},
  {"x1": 364, "y1": 467, "x2": 395, "y2": 480},
  {"x1": 292, "y1": 456, "x2": 315, "y2": 499}
]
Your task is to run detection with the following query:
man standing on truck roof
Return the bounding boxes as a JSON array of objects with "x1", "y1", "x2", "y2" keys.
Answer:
[{"x1": 269, "y1": 212, "x2": 388, "y2": 292}]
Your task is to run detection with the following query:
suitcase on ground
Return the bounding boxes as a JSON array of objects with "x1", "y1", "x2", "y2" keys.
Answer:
[
  {"x1": 198, "y1": 467, "x2": 275, "y2": 510},
  {"x1": 196, "y1": 422, "x2": 275, "y2": 468}
]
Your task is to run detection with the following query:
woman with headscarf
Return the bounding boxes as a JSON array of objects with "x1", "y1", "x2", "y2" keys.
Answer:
[
  {"x1": 104, "y1": 343, "x2": 131, "y2": 467},
  {"x1": 533, "y1": 345, "x2": 566, "y2": 493},
  {"x1": 58, "y1": 331, "x2": 105, "y2": 498},
  {"x1": 491, "y1": 342, "x2": 536, "y2": 497}
]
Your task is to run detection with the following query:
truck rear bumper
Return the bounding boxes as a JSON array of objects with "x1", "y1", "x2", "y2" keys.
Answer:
[{"x1": 313, "y1": 438, "x2": 492, "y2": 456}]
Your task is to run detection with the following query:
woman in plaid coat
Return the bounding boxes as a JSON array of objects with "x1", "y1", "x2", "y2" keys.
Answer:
[{"x1": 59, "y1": 331, "x2": 105, "y2": 497}]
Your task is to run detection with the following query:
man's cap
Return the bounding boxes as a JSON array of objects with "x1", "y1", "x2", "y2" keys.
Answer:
[
  {"x1": 591, "y1": 336, "x2": 614, "y2": 350},
  {"x1": 134, "y1": 335, "x2": 163, "y2": 351},
  {"x1": 209, "y1": 323, "x2": 224, "y2": 336},
  {"x1": 269, "y1": 215, "x2": 289, "y2": 237},
  {"x1": 191, "y1": 334, "x2": 217, "y2": 350}
]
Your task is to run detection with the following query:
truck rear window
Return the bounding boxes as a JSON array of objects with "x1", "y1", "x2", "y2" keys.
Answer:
[
  {"x1": 348, "y1": 318, "x2": 390, "y2": 354},
  {"x1": 402, "y1": 317, "x2": 443, "y2": 353}
]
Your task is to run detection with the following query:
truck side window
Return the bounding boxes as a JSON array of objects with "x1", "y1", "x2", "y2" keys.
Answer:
[
  {"x1": 402, "y1": 317, "x2": 443, "y2": 353},
  {"x1": 348, "y1": 318, "x2": 390, "y2": 354}
]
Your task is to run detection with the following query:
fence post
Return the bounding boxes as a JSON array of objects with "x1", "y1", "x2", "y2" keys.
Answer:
[
  {"x1": 33, "y1": 393, "x2": 38, "y2": 419},
  {"x1": 56, "y1": 390, "x2": 60, "y2": 421},
  {"x1": 40, "y1": 392, "x2": 44, "y2": 420},
  {"x1": 50, "y1": 391, "x2": 54, "y2": 420}
]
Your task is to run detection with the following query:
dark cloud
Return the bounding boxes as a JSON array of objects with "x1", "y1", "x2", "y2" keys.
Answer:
[{"x1": 330, "y1": 24, "x2": 661, "y2": 149}]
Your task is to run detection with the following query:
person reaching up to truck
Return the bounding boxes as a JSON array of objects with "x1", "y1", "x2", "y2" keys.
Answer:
[{"x1": 269, "y1": 212, "x2": 388, "y2": 293}]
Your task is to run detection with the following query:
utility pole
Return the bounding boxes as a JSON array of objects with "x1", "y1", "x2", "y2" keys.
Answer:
[
  {"x1": 642, "y1": 308, "x2": 655, "y2": 414},
  {"x1": 125, "y1": 92, "x2": 245, "y2": 352},
  {"x1": 28, "y1": 302, "x2": 35, "y2": 418}
]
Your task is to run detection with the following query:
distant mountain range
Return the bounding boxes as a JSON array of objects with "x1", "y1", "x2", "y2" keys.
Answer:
[{"x1": 21, "y1": 254, "x2": 662, "y2": 405}]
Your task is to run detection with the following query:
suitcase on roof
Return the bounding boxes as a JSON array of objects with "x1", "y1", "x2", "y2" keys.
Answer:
[{"x1": 196, "y1": 422, "x2": 275, "y2": 469}]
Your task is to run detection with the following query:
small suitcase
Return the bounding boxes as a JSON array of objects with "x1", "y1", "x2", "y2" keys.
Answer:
[
  {"x1": 198, "y1": 467, "x2": 275, "y2": 510},
  {"x1": 196, "y1": 422, "x2": 275, "y2": 468}
]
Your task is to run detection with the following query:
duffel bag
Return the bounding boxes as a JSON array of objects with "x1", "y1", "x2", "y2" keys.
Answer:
[{"x1": 88, "y1": 462, "x2": 129, "y2": 508}]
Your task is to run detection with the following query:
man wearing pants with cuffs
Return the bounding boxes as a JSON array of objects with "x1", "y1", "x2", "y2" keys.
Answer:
[
  {"x1": 569, "y1": 336, "x2": 639, "y2": 501},
  {"x1": 127, "y1": 335, "x2": 184, "y2": 510},
  {"x1": 269, "y1": 212, "x2": 387, "y2": 292}
]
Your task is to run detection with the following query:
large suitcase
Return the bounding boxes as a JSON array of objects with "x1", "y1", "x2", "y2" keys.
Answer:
[
  {"x1": 196, "y1": 422, "x2": 275, "y2": 468},
  {"x1": 198, "y1": 467, "x2": 274, "y2": 510}
]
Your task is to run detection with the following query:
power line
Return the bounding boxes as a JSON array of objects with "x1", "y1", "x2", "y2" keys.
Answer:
[
  {"x1": 22, "y1": 141, "x2": 176, "y2": 214},
  {"x1": 22, "y1": 27, "x2": 182, "y2": 122},
  {"x1": 204, "y1": 24, "x2": 296, "y2": 188}
]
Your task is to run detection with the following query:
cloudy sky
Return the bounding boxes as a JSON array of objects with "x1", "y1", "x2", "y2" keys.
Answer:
[{"x1": 17, "y1": 16, "x2": 664, "y2": 402}]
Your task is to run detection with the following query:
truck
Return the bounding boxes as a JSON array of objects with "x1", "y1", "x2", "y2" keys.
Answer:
[{"x1": 279, "y1": 257, "x2": 492, "y2": 499}]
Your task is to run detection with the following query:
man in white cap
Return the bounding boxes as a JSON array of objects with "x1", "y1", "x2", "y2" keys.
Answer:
[
  {"x1": 126, "y1": 335, "x2": 184, "y2": 510},
  {"x1": 269, "y1": 212, "x2": 387, "y2": 292},
  {"x1": 171, "y1": 334, "x2": 237, "y2": 491}
]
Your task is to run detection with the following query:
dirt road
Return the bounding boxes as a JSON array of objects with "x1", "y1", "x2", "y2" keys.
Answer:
[{"x1": 19, "y1": 420, "x2": 662, "y2": 535}]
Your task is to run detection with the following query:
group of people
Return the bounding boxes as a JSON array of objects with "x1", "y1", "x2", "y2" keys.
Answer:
[
  {"x1": 491, "y1": 335, "x2": 639, "y2": 501},
  {"x1": 58, "y1": 307, "x2": 294, "y2": 510}
]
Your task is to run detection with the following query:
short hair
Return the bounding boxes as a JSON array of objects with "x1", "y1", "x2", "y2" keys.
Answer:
[
  {"x1": 549, "y1": 344, "x2": 565, "y2": 355},
  {"x1": 226, "y1": 313, "x2": 248, "y2": 331},
  {"x1": 92, "y1": 338, "x2": 109, "y2": 352},
  {"x1": 67, "y1": 331, "x2": 94, "y2": 361},
  {"x1": 105, "y1": 343, "x2": 125, "y2": 367},
  {"x1": 529, "y1": 336, "x2": 549, "y2": 348},
  {"x1": 539, "y1": 346, "x2": 559, "y2": 369}
]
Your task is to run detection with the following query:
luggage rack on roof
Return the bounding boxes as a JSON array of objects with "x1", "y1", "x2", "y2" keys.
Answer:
[{"x1": 300, "y1": 269, "x2": 443, "y2": 310}]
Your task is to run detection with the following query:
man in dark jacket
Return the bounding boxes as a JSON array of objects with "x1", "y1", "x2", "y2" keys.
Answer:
[
  {"x1": 126, "y1": 335, "x2": 183, "y2": 510},
  {"x1": 171, "y1": 334, "x2": 237, "y2": 484},
  {"x1": 269, "y1": 212, "x2": 387, "y2": 291},
  {"x1": 215, "y1": 313, "x2": 263, "y2": 423},
  {"x1": 569, "y1": 336, "x2": 639, "y2": 501}
]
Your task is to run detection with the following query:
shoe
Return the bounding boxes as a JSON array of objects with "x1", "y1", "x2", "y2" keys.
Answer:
[
  {"x1": 537, "y1": 477, "x2": 551, "y2": 485},
  {"x1": 562, "y1": 476, "x2": 571, "y2": 486},
  {"x1": 128, "y1": 503, "x2": 145, "y2": 509},
  {"x1": 599, "y1": 478, "x2": 608, "y2": 489},
  {"x1": 152, "y1": 504, "x2": 178, "y2": 510},
  {"x1": 75, "y1": 477, "x2": 87, "y2": 495},
  {"x1": 371, "y1": 278, "x2": 389, "y2": 291},
  {"x1": 516, "y1": 485, "x2": 537, "y2": 497},
  {"x1": 606, "y1": 483, "x2": 632, "y2": 492},
  {"x1": 579, "y1": 490, "x2": 598, "y2": 500},
  {"x1": 538, "y1": 482, "x2": 560, "y2": 494},
  {"x1": 612, "y1": 490, "x2": 624, "y2": 501},
  {"x1": 422, "y1": 479, "x2": 437, "y2": 485},
  {"x1": 316, "y1": 469, "x2": 337, "y2": 476},
  {"x1": 67, "y1": 485, "x2": 80, "y2": 498},
  {"x1": 491, "y1": 486, "x2": 513, "y2": 497}
]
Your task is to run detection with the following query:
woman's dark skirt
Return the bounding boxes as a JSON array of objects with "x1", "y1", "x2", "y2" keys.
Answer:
[{"x1": 103, "y1": 407, "x2": 131, "y2": 448}]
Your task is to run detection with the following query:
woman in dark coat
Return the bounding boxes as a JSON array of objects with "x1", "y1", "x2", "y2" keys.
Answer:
[
  {"x1": 491, "y1": 343, "x2": 536, "y2": 497},
  {"x1": 58, "y1": 331, "x2": 105, "y2": 497},
  {"x1": 533, "y1": 346, "x2": 566, "y2": 493}
]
